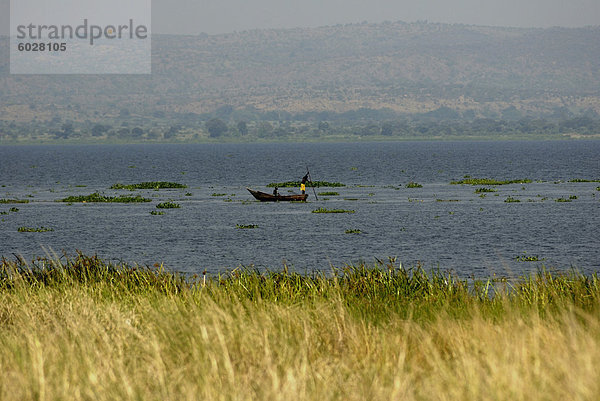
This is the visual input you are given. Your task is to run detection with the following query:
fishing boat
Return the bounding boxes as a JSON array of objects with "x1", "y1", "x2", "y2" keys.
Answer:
[{"x1": 246, "y1": 188, "x2": 308, "y2": 202}]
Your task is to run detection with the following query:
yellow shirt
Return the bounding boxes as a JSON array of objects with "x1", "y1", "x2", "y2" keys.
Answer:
[{"x1": 301, "y1": 183, "x2": 306, "y2": 191}]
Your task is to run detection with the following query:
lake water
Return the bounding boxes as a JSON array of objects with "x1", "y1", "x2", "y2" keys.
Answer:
[{"x1": 1, "y1": 141, "x2": 598, "y2": 277}]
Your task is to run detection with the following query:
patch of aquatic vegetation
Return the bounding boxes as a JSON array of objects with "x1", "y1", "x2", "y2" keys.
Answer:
[
  {"x1": 515, "y1": 253, "x2": 546, "y2": 262},
  {"x1": 406, "y1": 181, "x2": 423, "y2": 188},
  {"x1": 0, "y1": 199, "x2": 29, "y2": 204},
  {"x1": 312, "y1": 207, "x2": 355, "y2": 214},
  {"x1": 475, "y1": 187, "x2": 498, "y2": 193},
  {"x1": 555, "y1": 197, "x2": 574, "y2": 202},
  {"x1": 236, "y1": 224, "x2": 258, "y2": 229},
  {"x1": 569, "y1": 179, "x2": 600, "y2": 183},
  {"x1": 60, "y1": 193, "x2": 151, "y2": 203},
  {"x1": 267, "y1": 181, "x2": 345, "y2": 188},
  {"x1": 185, "y1": 192, "x2": 192, "y2": 196},
  {"x1": 111, "y1": 182, "x2": 187, "y2": 190},
  {"x1": 9, "y1": 207, "x2": 19, "y2": 212},
  {"x1": 150, "y1": 211, "x2": 165, "y2": 215},
  {"x1": 18, "y1": 226, "x2": 53, "y2": 232},
  {"x1": 211, "y1": 193, "x2": 227, "y2": 197},
  {"x1": 451, "y1": 178, "x2": 532, "y2": 185},
  {"x1": 318, "y1": 191, "x2": 339, "y2": 196},
  {"x1": 436, "y1": 199, "x2": 460, "y2": 202},
  {"x1": 345, "y1": 229, "x2": 361, "y2": 234},
  {"x1": 504, "y1": 197, "x2": 520, "y2": 203},
  {"x1": 156, "y1": 201, "x2": 180, "y2": 209}
]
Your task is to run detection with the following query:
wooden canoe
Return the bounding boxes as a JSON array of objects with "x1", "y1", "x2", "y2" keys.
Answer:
[{"x1": 246, "y1": 188, "x2": 308, "y2": 202}]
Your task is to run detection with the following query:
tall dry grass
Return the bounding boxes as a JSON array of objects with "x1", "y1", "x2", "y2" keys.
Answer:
[{"x1": 0, "y1": 254, "x2": 599, "y2": 400}]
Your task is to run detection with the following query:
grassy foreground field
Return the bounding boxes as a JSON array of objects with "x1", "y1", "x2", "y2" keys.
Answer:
[{"x1": 1, "y1": 254, "x2": 600, "y2": 400}]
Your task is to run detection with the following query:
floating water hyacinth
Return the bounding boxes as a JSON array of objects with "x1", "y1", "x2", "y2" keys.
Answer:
[
  {"x1": 451, "y1": 178, "x2": 532, "y2": 185},
  {"x1": 111, "y1": 182, "x2": 187, "y2": 190},
  {"x1": 156, "y1": 202, "x2": 180, "y2": 209},
  {"x1": 18, "y1": 226, "x2": 53, "y2": 232},
  {"x1": 312, "y1": 208, "x2": 355, "y2": 214},
  {"x1": 60, "y1": 193, "x2": 151, "y2": 203}
]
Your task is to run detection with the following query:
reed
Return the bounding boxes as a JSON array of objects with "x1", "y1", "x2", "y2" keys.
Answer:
[{"x1": 1, "y1": 254, "x2": 599, "y2": 401}]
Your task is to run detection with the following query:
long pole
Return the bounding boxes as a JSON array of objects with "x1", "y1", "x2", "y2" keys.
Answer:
[{"x1": 306, "y1": 166, "x2": 318, "y2": 201}]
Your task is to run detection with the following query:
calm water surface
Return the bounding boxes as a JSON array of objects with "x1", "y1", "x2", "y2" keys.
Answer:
[{"x1": 1, "y1": 141, "x2": 598, "y2": 277}]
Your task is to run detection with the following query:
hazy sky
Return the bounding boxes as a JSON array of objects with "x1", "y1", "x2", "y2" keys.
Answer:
[{"x1": 2, "y1": 0, "x2": 599, "y2": 35}]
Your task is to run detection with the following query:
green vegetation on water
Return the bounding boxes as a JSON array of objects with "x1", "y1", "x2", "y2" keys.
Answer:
[
  {"x1": 555, "y1": 197, "x2": 574, "y2": 202},
  {"x1": 267, "y1": 181, "x2": 345, "y2": 188},
  {"x1": 150, "y1": 211, "x2": 165, "y2": 215},
  {"x1": 60, "y1": 193, "x2": 151, "y2": 203},
  {"x1": 475, "y1": 187, "x2": 498, "y2": 193},
  {"x1": 345, "y1": 229, "x2": 361, "y2": 234},
  {"x1": 17, "y1": 226, "x2": 53, "y2": 232},
  {"x1": 515, "y1": 254, "x2": 546, "y2": 262},
  {"x1": 569, "y1": 179, "x2": 600, "y2": 183},
  {"x1": 318, "y1": 191, "x2": 340, "y2": 196},
  {"x1": 236, "y1": 224, "x2": 258, "y2": 229},
  {"x1": 111, "y1": 181, "x2": 187, "y2": 190},
  {"x1": 451, "y1": 178, "x2": 532, "y2": 185},
  {"x1": 406, "y1": 182, "x2": 423, "y2": 188},
  {"x1": 0, "y1": 199, "x2": 29, "y2": 204},
  {"x1": 211, "y1": 193, "x2": 227, "y2": 197},
  {"x1": 312, "y1": 207, "x2": 355, "y2": 214},
  {"x1": 156, "y1": 201, "x2": 180, "y2": 209},
  {"x1": 504, "y1": 196, "x2": 520, "y2": 203}
]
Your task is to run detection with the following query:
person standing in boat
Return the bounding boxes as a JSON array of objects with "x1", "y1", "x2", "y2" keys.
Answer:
[
  {"x1": 301, "y1": 173, "x2": 309, "y2": 194},
  {"x1": 273, "y1": 186, "x2": 279, "y2": 196}
]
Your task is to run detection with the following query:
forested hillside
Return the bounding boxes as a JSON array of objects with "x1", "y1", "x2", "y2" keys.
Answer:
[{"x1": 1, "y1": 21, "x2": 599, "y2": 141}]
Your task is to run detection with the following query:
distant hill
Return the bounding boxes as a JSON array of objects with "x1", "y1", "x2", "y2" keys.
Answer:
[{"x1": 1, "y1": 21, "x2": 600, "y2": 123}]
